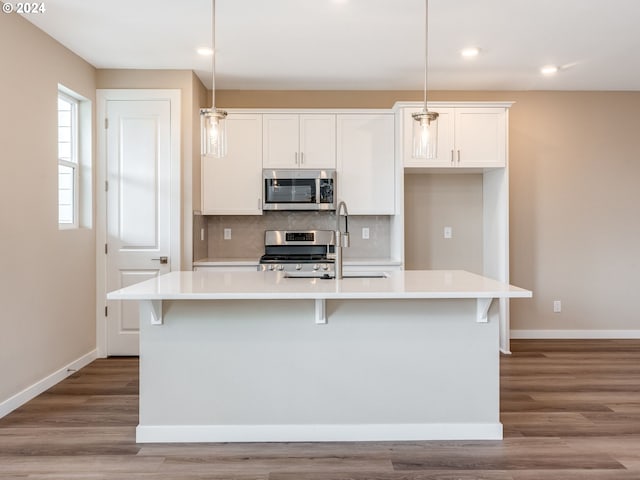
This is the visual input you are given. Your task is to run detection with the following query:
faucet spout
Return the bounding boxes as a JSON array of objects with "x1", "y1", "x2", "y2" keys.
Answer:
[{"x1": 334, "y1": 201, "x2": 349, "y2": 279}]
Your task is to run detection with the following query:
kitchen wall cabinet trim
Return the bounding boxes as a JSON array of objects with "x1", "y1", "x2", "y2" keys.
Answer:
[{"x1": 263, "y1": 114, "x2": 336, "y2": 169}]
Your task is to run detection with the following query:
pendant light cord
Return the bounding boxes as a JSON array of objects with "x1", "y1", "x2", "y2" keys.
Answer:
[
  {"x1": 211, "y1": 0, "x2": 216, "y2": 110},
  {"x1": 423, "y1": 0, "x2": 429, "y2": 112}
]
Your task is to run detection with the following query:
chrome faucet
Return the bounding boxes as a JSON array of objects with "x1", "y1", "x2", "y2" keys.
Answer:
[{"x1": 334, "y1": 201, "x2": 350, "y2": 279}]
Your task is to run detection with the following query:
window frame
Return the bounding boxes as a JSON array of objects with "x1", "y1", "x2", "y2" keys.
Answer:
[{"x1": 58, "y1": 90, "x2": 80, "y2": 228}]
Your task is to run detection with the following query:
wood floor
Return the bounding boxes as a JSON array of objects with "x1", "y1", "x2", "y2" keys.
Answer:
[{"x1": 1, "y1": 339, "x2": 639, "y2": 479}]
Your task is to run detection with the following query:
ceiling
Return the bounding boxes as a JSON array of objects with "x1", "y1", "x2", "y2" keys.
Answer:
[{"x1": 19, "y1": 0, "x2": 640, "y2": 91}]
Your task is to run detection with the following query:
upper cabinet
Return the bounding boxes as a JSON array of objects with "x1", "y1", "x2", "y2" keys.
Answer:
[
  {"x1": 403, "y1": 105, "x2": 508, "y2": 169},
  {"x1": 201, "y1": 113, "x2": 263, "y2": 215},
  {"x1": 263, "y1": 114, "x2": 336, "y2": 169},
  {"x1": 337, "y1": 114, "x2": 395, "y2": 215}
]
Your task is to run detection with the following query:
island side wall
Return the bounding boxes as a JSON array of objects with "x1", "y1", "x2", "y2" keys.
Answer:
[{"x1": 136, "y1": 297, "x2": 501, "y2": 442}]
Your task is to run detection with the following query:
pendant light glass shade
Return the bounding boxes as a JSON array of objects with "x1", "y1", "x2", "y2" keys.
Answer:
[
  {"x1": 412, "y1": 0, "x2": 438, "y2": 159},
  {"x1": 200, "y1": 0, "x2": 227, "y2": 158},
  {"x1": 412, "y1": 110, "x2": 438, "y2": 159},
  {"x1": 201, "y1": 108, "x2": 228, "y2": 157}
]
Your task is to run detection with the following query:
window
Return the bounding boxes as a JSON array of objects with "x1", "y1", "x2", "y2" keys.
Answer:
[{"x1": 58, "y1": 92, "x2": 78, "y2": 226}]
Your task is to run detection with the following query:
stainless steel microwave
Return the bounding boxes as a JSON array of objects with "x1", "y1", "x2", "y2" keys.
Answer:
[{"x1": 262, "y1": 169, "x2": 336, "y2": 211}]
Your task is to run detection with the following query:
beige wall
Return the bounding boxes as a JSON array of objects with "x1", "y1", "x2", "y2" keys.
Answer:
[
  {"x1": 404, "y1": 174, "x2": 483, "y2": 274},
  {"x1": 218, "y1": 90, "x2": 640, "y2": 333},
  {"x1": 0, "y1": 11, "x2": 97, "y2": 403}
]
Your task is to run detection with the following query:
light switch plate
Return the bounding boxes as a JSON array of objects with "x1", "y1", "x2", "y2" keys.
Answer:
[{"x1": 444, "y1": 226, "x2": 453, "y2": 239}]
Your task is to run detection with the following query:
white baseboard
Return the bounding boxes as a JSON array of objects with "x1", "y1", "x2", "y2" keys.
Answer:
[
  {"x1": 136, "y1": 423, "x2": 503, "y2": 443},
  {"x1": 0, "y1": 349, "x2": 97, "y2": 419},
  {"x1": 511, "y1": 330, "x2": 640, "y2": 339}
]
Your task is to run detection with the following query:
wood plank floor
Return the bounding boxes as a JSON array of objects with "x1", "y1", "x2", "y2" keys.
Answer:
[{"x1": 1, "y1": 339, "x2": 639, "y2": 479}]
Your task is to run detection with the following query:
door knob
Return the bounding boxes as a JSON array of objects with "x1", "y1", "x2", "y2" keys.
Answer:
[{"x1": 152, "y1": 256, "x2": 168, "y2": 264}]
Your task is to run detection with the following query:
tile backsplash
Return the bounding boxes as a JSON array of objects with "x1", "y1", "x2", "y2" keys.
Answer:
[{"x1": 201, "y1": 212, "x2": 391, "y2": 260}]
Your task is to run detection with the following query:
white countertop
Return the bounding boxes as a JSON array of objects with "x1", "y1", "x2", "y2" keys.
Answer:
[{"x1": 107, "y1": 270, "x2": 532, "y2": 301}]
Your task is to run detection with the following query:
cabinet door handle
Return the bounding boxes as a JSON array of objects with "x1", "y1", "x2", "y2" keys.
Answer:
[
  {"x1": 258, "y1": 197, "x2": 262, "y2": 210},
  {"x1": 295, "y1": 152, "x2": 298, "y2": 165},
  {"x1": 451, "y1": 150, "x2": 455, "y2": 165},
  {"x1": 457, "y1": 150, "x2": 461, "y2": 164},
  {"x1": 152, "y1": 256, "x2": 168, "y2": 264},
  {"x1": 300, "y1": 152, "x2": 304, "y2": 164}
]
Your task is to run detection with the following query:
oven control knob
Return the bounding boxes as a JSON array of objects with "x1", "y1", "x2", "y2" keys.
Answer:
[
  {"x1": 268, "y1": 264, "x2": 276, "y2": 271},
  {"x1": 277, "y1": 265, "x2": 285, "y2": 271},
  {"x1": 322, "y1": 264, "x2": 329, "y2": 271},
  {"x1": 295, "y1": 264, "x2": 303, "y2": 270},
  {"x1": 312, "y1": 264, "x2": 320, "y2": 271}
]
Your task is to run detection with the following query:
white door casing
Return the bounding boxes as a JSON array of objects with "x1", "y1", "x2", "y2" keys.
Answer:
[{"x1": 96, "y1": 89, "x2": 181, "y2": 357}]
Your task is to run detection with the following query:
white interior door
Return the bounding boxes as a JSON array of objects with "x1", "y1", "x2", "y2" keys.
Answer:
[{"x1": 105, "y1": 99, "x2": 172, "y2": 355}]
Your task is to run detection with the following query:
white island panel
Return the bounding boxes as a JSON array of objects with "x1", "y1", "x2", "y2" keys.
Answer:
[{"x1": 137, "y1": 297, "x2": 501, "y2": 442}]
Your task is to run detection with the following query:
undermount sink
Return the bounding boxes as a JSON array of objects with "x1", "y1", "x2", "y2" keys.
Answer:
[{"x1": 283, "y1": 271, "x2": 389, "y2": 279}]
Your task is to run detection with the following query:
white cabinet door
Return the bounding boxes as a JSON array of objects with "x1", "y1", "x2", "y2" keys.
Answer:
[
  {"x1": 263, "y1": 114, "x2": 336, "y2": 169},
  {"x1": 202, "y1": 114, "x2": 263, "y2": 214},
  {"x1": 262, "y1": 114, "x2": 299, "y2": 168},
  {"x1": 337, "y1": 114, "x2": 395, "y2": 215},
  {"x1": 105, "y1": 95, "x2": 175, "y2": 355},
  {"x1": 299, "y1": 114, "x2": 336, "y2": 168},
  {"x1": 403, "y1": 107, "x2": 455, "y2": 168},
  {"x1": 454, "y1": 108, "x2": 506, "y2": 168}
]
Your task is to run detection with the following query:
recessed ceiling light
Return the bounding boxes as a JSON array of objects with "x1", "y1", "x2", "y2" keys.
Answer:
[
  {"x1": 541, "y1": 65, "x2": 558, "y2": 75},
  {"x1": 461, "y1": 47, "x2": 480, "y2": 58},
  {"x1": 197, "y1": 47, "x2": 214, "y2": 56}
]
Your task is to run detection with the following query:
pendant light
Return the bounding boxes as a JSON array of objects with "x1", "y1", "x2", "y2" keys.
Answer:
[
  {"x1": 412, "y1": 0, "x2": 438, "y2": 159},
  {"x1": 200, "y1": 0, "x2": 227, "y2": 158}
]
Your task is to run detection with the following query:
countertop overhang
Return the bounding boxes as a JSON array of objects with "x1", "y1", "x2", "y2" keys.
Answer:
[{"x1": 107, "y1": 269, "x2": 532, "y2": 301}]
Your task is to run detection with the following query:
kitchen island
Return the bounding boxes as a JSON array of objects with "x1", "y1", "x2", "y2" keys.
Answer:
[{"x1": 107, "y1": 269, "x2": 531, "y2": 443}]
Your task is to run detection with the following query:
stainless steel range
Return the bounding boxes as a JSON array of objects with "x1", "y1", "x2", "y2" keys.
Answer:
[{"x1": 258, "y1": 230, "x2": 335, "y2": 273}]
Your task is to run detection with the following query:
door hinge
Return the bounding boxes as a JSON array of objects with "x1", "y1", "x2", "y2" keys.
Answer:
[
  {"x1": 105, "y1": 243, "x2": 108, "y2": 254},
  {"x1": 105, "y1": 118, "x2": 109, "y2": 129},
  {"x1": 105, "y1": 306, "x2": 108, "y2": 317}
]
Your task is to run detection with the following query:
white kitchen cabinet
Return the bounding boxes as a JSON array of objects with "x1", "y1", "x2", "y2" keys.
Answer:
[
  {"x1": 201, "y1": 113, "x2": 263, "y2": 215},
  {"x1": 263, "y1": 114, "x2": 336, "y2": 169},
  {"x1": 337, "y1": 114, "x2": 395, "y2": 215},
  {"x1": 403, "y1": 106, "x2": 506, "y2": 169}
]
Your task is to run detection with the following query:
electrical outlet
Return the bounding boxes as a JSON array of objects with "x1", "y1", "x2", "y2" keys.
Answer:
[
  {"x1": 362, "y1": 227, "x2": 370, "y2": 240},
  {"x1": 444, "y1": 226, "x2": 453, "y2": 239},
  {"x1": 223, "y1": 228, "x2": 232, "y2": 240},
  {"x1": 553, "y1": 300, "x2": 562, "y2": 313}
]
